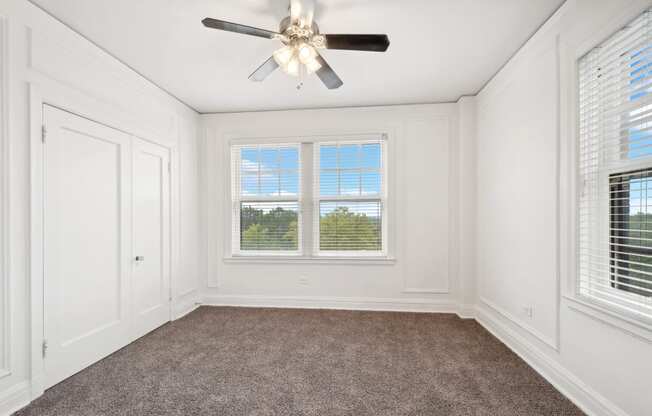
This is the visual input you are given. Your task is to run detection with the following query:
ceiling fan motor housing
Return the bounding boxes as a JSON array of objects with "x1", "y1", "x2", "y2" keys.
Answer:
[{"x1": 278, "y1": 17, "x2": 324, "y2": 48}]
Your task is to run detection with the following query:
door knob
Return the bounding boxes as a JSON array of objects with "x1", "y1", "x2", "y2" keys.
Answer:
[{"x1": 135, "y1": 256, "x2": 145, "y2": 262}]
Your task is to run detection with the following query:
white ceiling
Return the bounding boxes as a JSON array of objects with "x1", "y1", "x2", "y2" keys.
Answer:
[{"x1": 30, "y1": 0, "x2": 565, "y2": 113}]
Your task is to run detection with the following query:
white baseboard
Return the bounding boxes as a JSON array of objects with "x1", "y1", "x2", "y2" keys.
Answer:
[
  {"x1": 475, "y1": 304, "x2": 629, "y2": 416},
  {"x1": 202, "y1": 294, "x2": 463, "y2": 315},
  {"x1": 172, "y1": 290, "x2": 201, "y2": 321},
  {"x1": 0, "y1": 381, "x2": 31, "y2": 416},
  {"x1": 456, "y1": 303, "x2": 476, "y2": 319}
]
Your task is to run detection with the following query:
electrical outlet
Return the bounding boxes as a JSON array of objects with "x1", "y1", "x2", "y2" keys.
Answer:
[
  {"x1": 299, "y1": 276, "x2": 309, "y2": 286},
  {"x1": 523, "y1": 306, "x2": 534, "y2": 319}
]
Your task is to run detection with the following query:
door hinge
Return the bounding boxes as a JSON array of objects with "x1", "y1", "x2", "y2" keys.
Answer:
[
  {"x1": 168, "y1": 161, "x2": 171, "y2": 173},
  {"x1": 41, "y1": 126, "x2": 47, "y2": 143},
  {"x1": 42, "y1": 340, "x2": 48, "y2": 358}
]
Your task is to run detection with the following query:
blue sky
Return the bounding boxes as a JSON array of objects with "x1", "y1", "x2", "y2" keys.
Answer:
[
  {"x1": 627, "y1": 177, "x2": 652, "y2": 215},
  {"x1": 240, "y1": 146, "x2": 299, "y2": 196},
  {"x1": 625, "y1": 47, "x2": 652, "y2": 214},
  {"x1": 240, "y1": 144, "x2": 382, "y2": 198},
  {"x1": 628, "y1": 47, "x2": 652, "y2": 160}
]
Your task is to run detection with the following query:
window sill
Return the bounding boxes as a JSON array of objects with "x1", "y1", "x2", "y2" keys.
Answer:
[
  {"x1": 223, "y1": 256, "x2": 397, "y2": 266},
  {"x1": 563, "y1": 295, "x2": 652, "y2": 344}
]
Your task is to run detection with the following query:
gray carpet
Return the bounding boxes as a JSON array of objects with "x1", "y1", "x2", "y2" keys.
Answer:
[{"x1": 16, "y1": 306, "x2": 584, "y2": 416}]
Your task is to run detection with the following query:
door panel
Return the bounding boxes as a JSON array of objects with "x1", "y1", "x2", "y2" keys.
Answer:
[
  {"x1": 132, "y1": 138, "x2": 171, "y2": 337},
  {"x1": 43, "y1": 105, "x2": 132, "y2": 388}
]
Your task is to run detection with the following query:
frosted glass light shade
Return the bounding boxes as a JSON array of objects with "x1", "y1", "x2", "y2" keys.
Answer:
[
  {"x1": 285, "y1": 56, "x2": 300, "y2": 77},
  {"x1": 273, "y1": 46, "x2": 294, "y2": 67}
]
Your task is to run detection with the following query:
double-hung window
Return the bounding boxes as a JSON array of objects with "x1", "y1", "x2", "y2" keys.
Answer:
[
  {"x1": 230, "y1": 136, "x2": 388, "y2": 259},
  {"x1": 231, "y1": 144, "x2": 301, "y2": 255},
  {"x1": 314, "y1": 141, "x2": 386, "y2": 256},
  {"x1": 578, "y1": 9, "x2": 652, "y2": 321}
]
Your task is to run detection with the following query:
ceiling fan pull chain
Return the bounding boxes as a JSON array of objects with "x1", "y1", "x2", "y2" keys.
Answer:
[{"x1": 297, "y1": 64, "x2": 305, "y2": 90}]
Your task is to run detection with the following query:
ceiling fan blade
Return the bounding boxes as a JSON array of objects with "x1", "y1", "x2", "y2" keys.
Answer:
[
  {"x1": 202, "y1": 18, "x2": 278, "y2": 39},
  {"x1": 314, "y1": 54, "x2": 343, "y2": 90},
  {"x1": 249, "y1": 56, "x2": 280, "y2": 82},
  {"x1": 323, "y1": 34, "x2": 390, "y2": 52}
]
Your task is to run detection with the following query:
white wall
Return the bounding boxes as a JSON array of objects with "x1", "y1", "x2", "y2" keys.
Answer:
[
  {"x1": 475, "y1": 1, "x2": 652, "y2": 415},
  {"x1": 0, "y1": 0, "x2": 201, "y2": 413},
  {"x1": 200, "y1": 103, "x2": 474, "y2": 312},
  {"x1": 2, "y1": 0, "x2": 648, "y2": 415}
]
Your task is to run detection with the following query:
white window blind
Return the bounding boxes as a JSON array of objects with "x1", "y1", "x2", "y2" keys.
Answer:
[
  {"x1": 314, "y1": 139, "x2": 386, "y2": 256},
  {"x1": 231, "y1": 144, "x2": 301, "y2": 255},
  {"x1": 578, "y1": 9, "x2": 652, "y2": 321}
]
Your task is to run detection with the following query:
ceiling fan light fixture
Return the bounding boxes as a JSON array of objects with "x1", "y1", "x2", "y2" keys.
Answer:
[
  {"x1": 284, "y1": 55, "x2": 301, "y2": 77},
  {"x1": 273, "y1": 45, "x2": 295, "y2": 67},
  {"x1": 298, "y1": 43, "x2": 317, "y2": 64}
]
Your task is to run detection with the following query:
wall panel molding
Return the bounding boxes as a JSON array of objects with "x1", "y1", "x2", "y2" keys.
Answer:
[
  {"x1": 0, "y1": 14, "x2": 11, "y2": 380},
  {"x1": 399, "y1": 117, "x2": 452, "y2": 294}
]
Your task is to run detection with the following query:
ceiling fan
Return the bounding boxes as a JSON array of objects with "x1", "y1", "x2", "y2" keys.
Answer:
[{"x1": 201, "y1": 0, "x2": 390, "y2": 89}]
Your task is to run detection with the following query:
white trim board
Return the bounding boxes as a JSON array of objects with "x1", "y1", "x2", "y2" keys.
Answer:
[
  {"x1": 475, "y1": 303, "x2": 629, "y2": 416},
  {"x1": 0, "y1": 380, "x2": 31, "y2": 416},
  {"x1": 480, "y1": 297, "x2": 559, "y2": 351},
  {"x1": 172, "y1": 290, "x2": 201, "y2": 321},
  {"x1": 0, "y1": 14, "x2": 10, "y2": 380},
  {"x1": 202, "y1": 294, "x2": 469, "y2": 317}
]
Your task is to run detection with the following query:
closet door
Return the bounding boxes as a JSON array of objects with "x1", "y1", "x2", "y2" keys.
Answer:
[
  {"x1": 43, "y1": 105, "x2": 132, "y2": 388},
  {"x1": 131, "y1": 137, "x2": 171, "y2": 337}
]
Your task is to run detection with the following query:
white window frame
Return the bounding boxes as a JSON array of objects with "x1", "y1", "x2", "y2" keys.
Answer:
[
  {"x1": 312, "y1": 139, "x2": 388, "y2": 257},
  {"x1": 228, "y1": 134, "x2": 391, "y2": 261},
  {"x1": 587, "y1": 80, "x2": 652, "y2": 320},
  {"x1": 587, "y1": 164, "x2": 652, "y2": 321},
  {"x1": 231, "y1": 143, "x2": 303, "y2": 257},
  {"x1": 568, "y1": 5, "x2": 652, "y2": 335}
]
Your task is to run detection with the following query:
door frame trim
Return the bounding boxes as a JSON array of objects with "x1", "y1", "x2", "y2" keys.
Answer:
[{"x1": 29, "y1": 84, "x2": 177, "y2": 399}]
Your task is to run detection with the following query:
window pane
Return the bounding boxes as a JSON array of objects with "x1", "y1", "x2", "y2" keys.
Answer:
[
  {"x1": 361, "y1": 143, "x2": 381, "y2": 169},
  {"x1": 280, "y1": 171, "x2": 299, "y2": 196},
  {"x1": 318, "y1": 142, "x2": 383, "y2": 197},
  {"x1": 340, "y1": 170, "x2": 360, "y2": 196},
  {"x1": 610, "y1": 170, "x2": 652, "y2": 297},
  {"x1": 280, "y1": 147, "x2": 299, "y2": 170},
  {"x1": 241, "y1": 174, "x2": 258, "y2": 196},
  {"x1": 320, "y1": 171, "x2": 338, "y2": 196},
  {"x1": 338, "y1": 145, "x2": 359, "y2": 169},
  {"x1": 260, "y1": 148, "x2": 279, "y2": 169},
  {"x1": 240, "y1": 202, "x2": 299, "y2": 251},
  {"x1": 240, "y1": 148, "x2": 259, "y2": 173},
  {"x1": 320, "y1": 145, "x2": 338, "y2": 169},
  {"x1": 361, "y1": 172, "x2": 381, "y2": 195},
  {"x1": 319, "y1": 201, "x2": 382, "y2": 252},
  {"x1": 624, "y1": 36, "x2": 652, "y2": 159},
  {"x1": 260, "y1": 171, "x2": 280, "y2": 196},
  {"x1": 237, "y1": 145, "x2": 300, "y2": 198}
]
